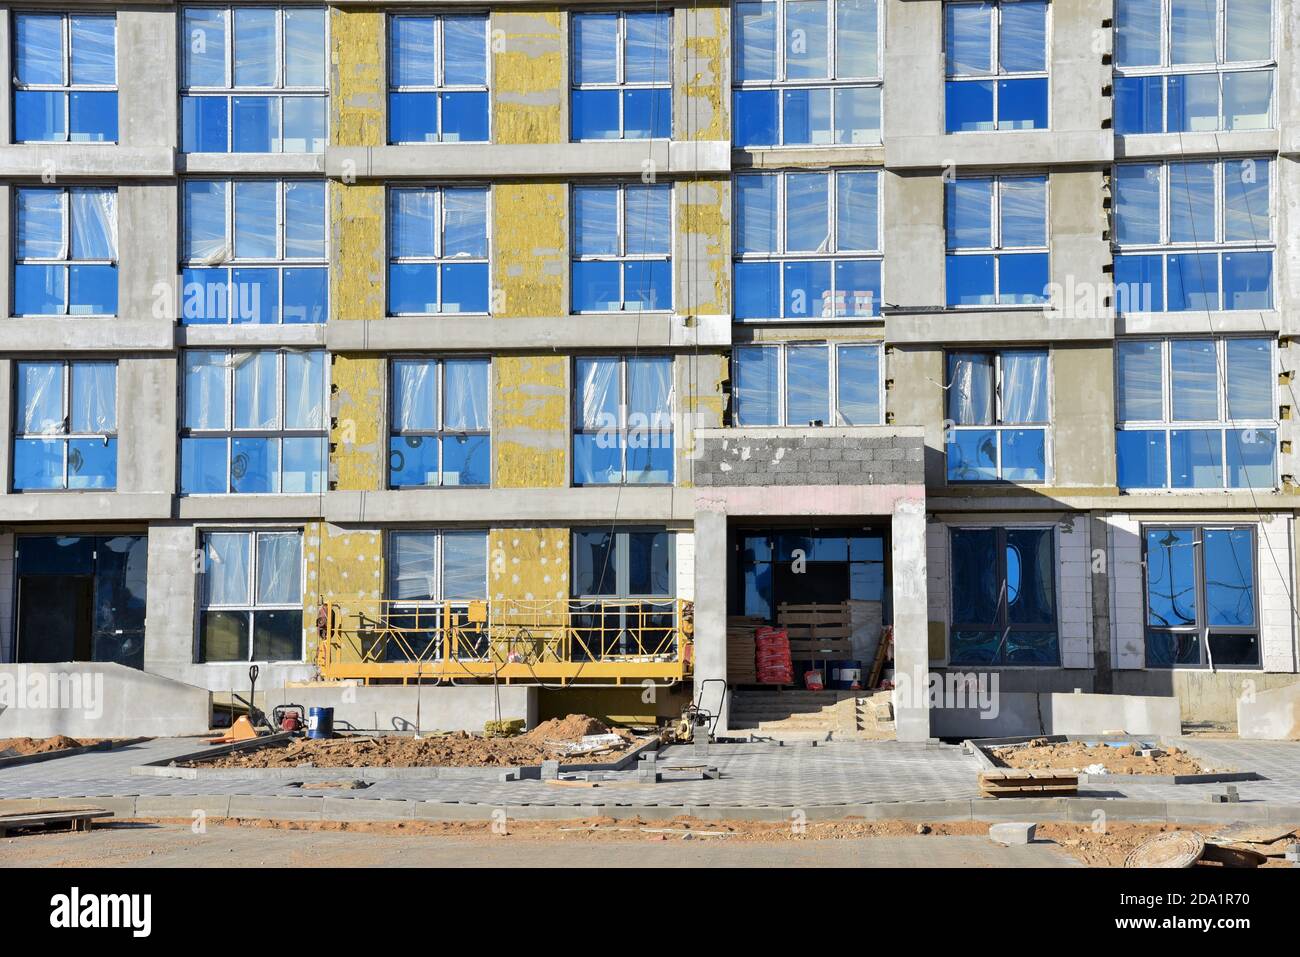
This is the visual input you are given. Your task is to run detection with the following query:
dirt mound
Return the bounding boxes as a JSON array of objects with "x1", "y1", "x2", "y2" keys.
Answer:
[
  {"x1": 522, "y1": 714, "x2": 612, "y2": 742},
  {"x1": 0, "y1": 735, "x2": 100, "y2": 756},
  {"x1": 991, "y1": 739, "x2": 1212, "y2": 776}
]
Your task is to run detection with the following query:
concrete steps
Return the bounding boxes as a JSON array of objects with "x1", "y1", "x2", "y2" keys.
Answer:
[{"x1": 730, "y1": 689, "x2": 895, "y2": 739}]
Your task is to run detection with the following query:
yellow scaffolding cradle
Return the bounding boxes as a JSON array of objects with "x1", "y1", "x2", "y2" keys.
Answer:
[{"x1": 315, "y1": 598, "x2": 694, "y2": 686}]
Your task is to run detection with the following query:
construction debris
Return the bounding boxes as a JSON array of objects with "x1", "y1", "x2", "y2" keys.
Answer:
[
  {"x1": 991, "y1": 739, "x2": 1212, "y2": 776},
  {"x1": 0, "y1": 807, "x2": 114, "y2": 838}
]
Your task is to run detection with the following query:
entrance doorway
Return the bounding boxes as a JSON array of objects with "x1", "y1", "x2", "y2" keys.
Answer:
[{"x1": 14, "y1": 534, "x2": 147, "y2": 668}]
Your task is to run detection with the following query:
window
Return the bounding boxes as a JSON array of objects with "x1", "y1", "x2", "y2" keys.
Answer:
[
  {"x1": 180, "y1": 6, "x2": 327, "y2": 153},
  {"x1": 573, "y1": 355, "x2": 674, "y2": 485},
  {"x1": 14, "y1": 186, "x2": 117, "y2": 316},
  {"x1": 946, "y1": 350, "x2": 1049, "y2": 482},
  {"x1": 945, "y1": 1, "x2": 1048, "y2": 132},
  {"x1": 180, "y1": 349, "x2": 328, "y2": 494},
  {"x1": 388, "y1": 186, "x2": 490, "y2": 315},
  {"x1": 1113, "y1": 0, "x2": 1274, "y2": 133},
  {"x1": 1144, "y1": 525, "x2": 1259, "y2": 667},
  {"x1": 389, "y1": 14, "x2": 488, "y2": 144},
  {"x1": 734, "y1": 528, "x2": 885, "y2": 621},
  {"x1": 13, "y1": 13, "x2": 116, "y2": 142},
  {"x1": 571, "y1": 527, "x2": 674, "y2": 658},
  {"x1": 1113, "y1": 158, "x2": 1272, "y2": 313},
  {"x1": 13, "y1": 360, "x2": 116, "y2": 490},
  {"x1": 572, "y1": 183, "x2": 671, "y2": 312},
  {"x1": 949, "y1": 526, "x2": 1058, "y2": 664},
  {"x1": 1115, "y1": 337, "x2": 1275, "y2": 489},
  {"x1": 733, "y1": 342, "x2": 882, "y2": 426},
  {"x1": 734, "y1": 169, "x2": 880, "y2": 320},
  {"x1": 385, "y1": 530, "x2": 488, "y2": 661},
  {"x1": 571, "y1": 11, "x2": 671, "y2": 140},
  {"x1": 733, "y1": 0, "x2": 881, "y2": 147},
  {"x1": 390, "y1": 358, "x2": 490, "y2": 488},
  {"x1": 181, "y1": 179, "x2": 327, "y2": 324},
  {"x1": 199, "y1": 530, "x2": 303, "y2": 661},
  {"x1": 945, "y1": 175, "x2": 1048, "y2": 306}
]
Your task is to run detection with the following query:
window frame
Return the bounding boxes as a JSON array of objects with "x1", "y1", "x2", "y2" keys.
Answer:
[
  {"x1": 386, "y1": 183, "x2": 492, "y2": 317},
  {"x1": 12, "y1": 11, "x2": 119, "y2": 143},
  {"x1": 197, "y1": 527, "x2": 305, "y2": 663},
  {"x1": 731, "y1": 0, "x2": 884, "y2": 147},
  {"x1": 570, "y1": 526, "x2": 676, "y2": 600},
  {"x1": 570, "y1": 9, "x2": 674, "y2": 141},
  {"x1": 944, "y1": 174, "x2": 1050, "y2": 307},
  {"x1": 572, "y1": 354, "x2": 676, "y2": 487},
  {"x1": 944, "y1": 0, "x2": 1052, "y2": 132},
  {"x1": 178, "y1": 4, "x2": 330, "y2": 153},
  {"x1": 384, "y1": 528, "x2": 490, "y2": 661},
  {"x1": 12, "y1": 184, "x2": 118, "y2": 317},
  {"x1": 1114, "y1": 335, "x2": 1277, "y2": 491},
  {"x1": 387, "y1": 12, "x2": 491, "y2": 144},
  {"x1": 1141, "y1": 523, "x2": 1261, "y2": 669},
  {"x1": 570, "y1": 180, "x2": 674, "y2": 314},
  {"x1": 388, "y1": 356, "x2": 492, "y2": 489},
  {"x1": 944, "y1": 348, "x2": 1052, "y2": 484},
  {"x1": 11, "y1": 358, "x2": 118, "y2": 492},
  {"x1": 180, "y1": 177, "x2": 329, "y2": 325},
  {"x1": 1112, "y1": 0, "x2": 1276, "y2": 133},
  {"x1": 179, "y1": 348, "x2": 331, "y2": 495},
  {"x1": 731, "y1": 340, "x2": 885, "y2": 426},
  {"x1": 1112, "y1": 157, "x2": 1274, "y2": 313},
  {"x1": 733, "y1": 167, "x2": 883, "y2": 320},
  {"x1": 947, "y1": 523, "x2": 1060, "y2": 666}
]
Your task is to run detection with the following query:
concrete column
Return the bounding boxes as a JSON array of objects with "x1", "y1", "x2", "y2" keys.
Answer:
[
  {"x1": 117, "y1": 182, "x2": 177, "y2": 321},
  {"x1": 143, "y1": 524, "x2": 199, "y2": 677},
  {"x1": 691, "y1": 505, "x2": 728, "y2": 731},
  {"x1": 891, "y1": 498, "x2": 931, "y2": 741},
  {"x1": 0, "y1": 12, "x2": 12, "y2": 148},
  {"x1": 0, "y1": 360, "x2": 12, "y2": 496},
  {"x1": 118, "y1": 9, "x2": 177, "y2": 149},
  {"x1": 117, "y1": 356, "x2": 176, "y2": 495}
]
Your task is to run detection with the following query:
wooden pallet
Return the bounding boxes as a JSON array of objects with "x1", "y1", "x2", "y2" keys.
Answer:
[
  {"x1": 726, "y1": 616, "x2": 765, "y2": 684},
  {"x1": 979, "y1": 770, "x2": 1079, "y2": 798},
  {"x1": 779, "y1": 603, "x2": 854, "y2": 665},
  {"x1": 0, "y1": 807, "x2": 114, "y2": 837}
]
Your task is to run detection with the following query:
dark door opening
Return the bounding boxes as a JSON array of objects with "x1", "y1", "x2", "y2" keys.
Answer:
[{"x1": 14, "y1": 534, "x2": 147, "y2": 668}]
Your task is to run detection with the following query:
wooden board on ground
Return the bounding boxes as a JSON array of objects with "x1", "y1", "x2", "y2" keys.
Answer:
[
  {"x1": 979, "y1": 769, "x2": 1079, "y2": 797},
  {"x1": 0, "y1": 807, "x2": 114, "y2": 837}
]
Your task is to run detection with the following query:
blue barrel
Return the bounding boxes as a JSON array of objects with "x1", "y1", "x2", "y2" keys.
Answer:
[
  {"x1": 831, "y1": 660, "x2": 862, "y2": 690},
  {"x1": 307, "y1": 706, "x2": 334, "y2": 739}
]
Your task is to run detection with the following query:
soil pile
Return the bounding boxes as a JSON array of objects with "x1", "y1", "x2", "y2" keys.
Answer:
[
  {"x1": 991, "y1": 738, "x2": 1212, "y2": 775},
  {"x1": 0, "y1": 735, "x2": 101, "y2": 756}
]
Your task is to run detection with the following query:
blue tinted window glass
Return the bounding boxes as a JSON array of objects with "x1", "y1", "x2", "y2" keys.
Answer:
[
  {"x1": 1114, "y1": 254, "x2": 1165, "y2": 312},
  {"x1": 281, "y1": 437, "x2": 325, "y2": 493},
  {"x1": 622, "y1": 261, "x2": 671, "y2": 311},
  {"x1": 388, "y1": 263, "x2": 439, "y2": 314},
  {"x1": 444, "y1": 16, "x2": 487, "y2": 86},
  {"x1": 833, "y1": 260, "x2": 881, "y2": 317},
  {"x1": 945, "y1": 80, "x2": 994, "y2": 132},
  {"x1": 1000, "y1": 1, "x2": 1047, "y2": 72},
  {"x1": 623, "y1": 88, "x2": 671, "y2": 139},
  {"x1": 573, "y1": 186, "x2": 619, "y2": 255},
  {"x1": 998, "y1": 77, "x2": 1047, "y2": 129},
  {"x1": 69, "y1": 91, "x2": 117, "y2": 142},
  {"x1": 442, "y1": 434, "x2": 491, "y2": 486},
  {"x1": 230, "y1": 269, "x2": 278, "y2": 324},
  {"x1": 440, "y1": 91, "x2": 489, "y2": 142},
  {"x1": 733, "y1": 89, "x2": 778, "y2": 146},
  {"x1": 1115, "y1": 164, "x2": 1162, "y2": 244},
  {"x1": 68, "y1": 264, "x2": 117, "y2": 315},
  {"x1": 391, "y1": 17, "x2": 436, "y2": 86},
  {"x1": 234, "y1": 181, "x2": 277, "y2": 259},
  {"x1": 572, "y1": 261, "x2": 621, "y2": 312},
  {"x1": 1170, "y1": 429, "x2": 1224, "y2": 488},
  {"x1": 946, "y1": 254, "x2": 995, "y2": 306},
  {"x1": 1005, "y1": 528, "x2": 1055, "y2": 625},
  {"x1": 837, "y1": 172, "x2": 879, "y2": 250},
  {"x1": 1168, "y1": 72, "x2": 1220, "y2": 132},
  {"x1": 573, "y1": 14, "x2": 618, "y2": 84},
  {"x1": 625, "y1": 12, "x2": 672, "y2": 84},
  {"x1": 1117, "y1": 430, "x2": 1168, "y2": 488},
  {"x1": 950, "y1": 527, "x2": 1000, "y2": 622},
  {"x1": 68, "y1": 437, "x2": 116, "y2": 489},
  {"x1": 1222, "y1": 251, "x2": 1272, "y2": 310},
  {"x1": 231, "y1": 96, "x2": 277, "y2": 152},
  {"x1": 1226, "y1": 428, "x2": 1275, "y2": 488},
  {"x1": 781, "y1": 87, "x2": 832, "y2": 144},
  {"x1": 15, "y1": 91, "x2": 67, "y2": 142},
  {"x1": 734, "y1": 346, "x2": 779, "y2": 425},
  {"x1": 182, "y1": 96, "x2": 229, "y2": 152},
  {"x1": 282, "y1": 268, "x2": 327, "y2": 324},
  {"x1": 735, "y1": 2, "x2": 777, "y2": 81},
  {"x1": 1001, "y1": 428, "x2": 1046, "y2": 482},
  {"x1": 947, "y1": 429, "x2": 998, "y2": 482},
  {"x1": 573, "y1": 432, "x2": 622, "y2": 485},
  {"x1": 998, "y1": 253, "x2": 1049, "y2": 304},
  {"x1": 782, "y1": 260, "x2": 832, "y2": 318},
  {"x1": 230, "y1": 437, "x2": 278, "y2": 493},
  {"x1": 389, "y1": 92, "x2": 437, "y2": 143},
  {"x1": 16, "y1": 14, "x2": 64, "y2": 85},
  {"x1": 1145, "y1": 527, "x2": 1197, "y2": 626},
  {"x1": 625, "y1": 437, "x2": 674, "y2": 484},
  {"x1": 734, "y1": 261, "x2": 780, "y2": 319},
  {"x1": 181, "y1": 437, "x2": 229, "y2": 494},
  {"x1": 1168, "y1": 252, "x2": 1220, "y2": 311},
  {"x1": 181, "y1": 268, "x2": 229, "y2": 324},
  {"x1": 837, "y1": 345, "x2": 880, "y2": 426},
  {"x1": 389, "y1": 436, "x2": 439, "y2": 487},
  {"x1": 1114, "y1": 75, "x2": 1165, "y2": 134},
  {"x1": 736, "y1": 175, "x2": 778, "y2": 254},
  {"x1": 444, "y1": 189, "x2": 488, "y2": 256},
  {"x1": 1202, "y1": 528, "x2": 1255, "y2": 625},
  {"x1": 15, "y1": 265, "x2": 66, "y2": 316},
  {"x1": 284, "y1": 181, "x2": 326, "y2": 259},
  {"x1": 439, "y1": 263, "x2": 489, "y2": 313},
  {"x1": 571, "y1": 89, "x2": 620, "y2": 140},
  {"x1": 946, "y1": 178, "x2": 993, "y2": 249},
  {"x1": 786, "y1": 345, "x2": 829, "y2": 426},
  {"x1": 13, "y1": 439, "x2": 64, "y2": 490},
  {"x1": 282, "y1": 97, "x2": 325, "y2": 153}
]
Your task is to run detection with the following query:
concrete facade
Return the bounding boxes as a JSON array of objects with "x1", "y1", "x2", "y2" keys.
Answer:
[{"x1": 0, "y1": 0, "x2": 1296, "y2": 740}]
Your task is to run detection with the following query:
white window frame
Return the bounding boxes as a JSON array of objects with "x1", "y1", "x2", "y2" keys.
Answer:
[
  {"x1": 946, "y1": 174, "x2": 1050, "y2": 306},
  {"x1": 570, "y1": 9, "x2": 673, "y2": 140},
  {"x1": 12, "y1": 12, "x2": 118, "y2": 142},
  {"x1": 385, "y1": 528, "x2": 490, "y2": 661},
  {"x1": 388, "y1": 356, "x2": 492, "y2": 489},
  {"x1": 570, "y1": 181, "x2": 674, "y2": 313},
  {"x1": 732, "y1": 0, "x2": 884, "y2": 146},
  {"x1": 13, "y1": 185, "x2": 118, "y2": 317},
  {"x1": 12, "y1": 359, "x2": 117, "y2": 491},
  {"x1": 732, "y1": 340, "x2": 885, "y2": 426},
  {"x1": 1114, "y1": 336, "x2": 1278, "y2": 491},
  {"x1": 945, "y1": 349, "x2": 1052, "y2": 484},
  {"x1": 386, "y1": 184, "x2": 492, "y2": 317},
  {"x1": 944, "y1": 0, "x2": 1052, "y2": 130},
  {"x1": 572, "y1": 354, "x2": 676, "y2": 486},
  {"x1": 197, "y1": 527, "x2": 305, "y2": 663},
  {"x1": 387, "y1": 12, "x2": 491, "y2": 144}
]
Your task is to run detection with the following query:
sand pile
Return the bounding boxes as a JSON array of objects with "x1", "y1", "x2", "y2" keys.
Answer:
[
  {"x1": 0, "y1": 735, "x2": 101, "y2": 756},
  {"x1": 991, "y1": 738, "x2": 1212, "y2": 776}
]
